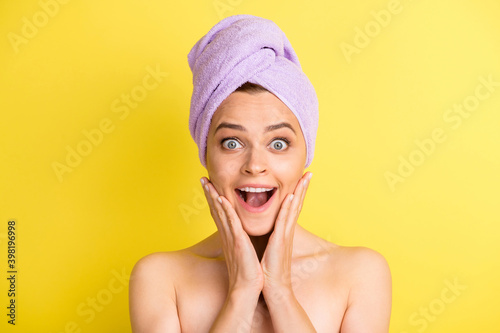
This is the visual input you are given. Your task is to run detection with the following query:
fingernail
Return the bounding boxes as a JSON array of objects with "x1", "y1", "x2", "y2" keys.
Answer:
[
  {"x1": 200, "y1": 178, "x2": 205, "y2": 186},
  {"x1": 306, "y1": 174, "x2": 312, "y2": 187},
  {"x1": 304, "y1": 178, "x2": 309, "y2": 187},
  {"x1": 289, "y1": 194, "x2": 294, "y2": 201},
  {"x1": 308, "y1": 172, "x2": 313, "y2": 180},
  {"x1": 204, "y1": 184, "x2": 209, "y2": 192},
  {"x1": 217, "y1": 197, "x2": 222, "y2": 204}
]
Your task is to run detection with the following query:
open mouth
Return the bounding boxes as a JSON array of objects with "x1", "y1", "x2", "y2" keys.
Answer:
[{"x1": 235, "y1": 187, "x2": 277, "y2": 208}]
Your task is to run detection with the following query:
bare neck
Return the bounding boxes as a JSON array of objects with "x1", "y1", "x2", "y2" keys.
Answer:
[
  {"x1": 200, "y1": 224, "x2": 311, "y2": 261},
  {"x1": 249, "y1": 230, "x2": 272, "y2": 261}
]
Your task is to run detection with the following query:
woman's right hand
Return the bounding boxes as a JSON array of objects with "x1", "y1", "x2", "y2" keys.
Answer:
[{"x1": 201, "y1": 177, "x2": 264, "y2": 297}]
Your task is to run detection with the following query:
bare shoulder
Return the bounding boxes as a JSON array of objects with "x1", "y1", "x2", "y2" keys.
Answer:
[
  {"x1": 129, "y1": 251, "x2": 185, "y2": 333},
  {"x1": 130, "y1": 249, "x2": 197, "y2": 296},
  {"x1": 130, "y1": 251, "x2": 189, "y2": 291},
  {"x1": 130, "y1": 241, "x2": 209, "y2": 279},
  {"x1": 131, "y1": 250, "x2": 186, "y2": 276},
  {"x1": 132, "y1": 251, "x2": 171, "y2": 273},
  {"x1": 329, "y1": 245, "x2": 392, "y2": 332},
  {"x1": 129, "y1": 235, "x2": 221, "y2": 332},
  {"x1": 303, "y1": 232, "x2": 390, "y2": 275},
  {"x1": 331, "y1": 245, "x2": 391, "y2": 278}
]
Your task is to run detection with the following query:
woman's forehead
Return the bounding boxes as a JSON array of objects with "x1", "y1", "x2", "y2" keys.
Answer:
[{"x1": 211, "y1": 92, "x2": 300, "y2": 128}]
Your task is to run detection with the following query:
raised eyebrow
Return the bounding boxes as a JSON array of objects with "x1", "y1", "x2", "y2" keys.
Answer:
[
  {"x1": 265, "y1": 122, "x2": 296, "y2": 135},
  {"x1": 214, "y1": 122, "x2": 296, "y2": 135},
  {"x1": 214, "y1": 122, "x2": 246, "y2": 134}
]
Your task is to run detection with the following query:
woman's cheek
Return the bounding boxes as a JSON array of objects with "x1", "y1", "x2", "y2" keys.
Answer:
[
  {"x1": 274, "y1": 157, "x2": 297, "y2": 176},
  {"x1": 210, "y1": 169, "x2": 232, "y2": 194}
]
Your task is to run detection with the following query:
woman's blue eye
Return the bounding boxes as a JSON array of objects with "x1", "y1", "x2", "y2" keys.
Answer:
[
  {"x1": 222, "y1": 139, "x2": 242, "y2": 150},
  {"x1": 271, "y1": 139, "x2": 288, "y2": 150}
]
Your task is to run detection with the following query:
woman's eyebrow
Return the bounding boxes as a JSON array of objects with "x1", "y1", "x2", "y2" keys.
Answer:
[
  {"x1": 214, "y1": 122, "x2": 296, "y2": 135},
  {"x1": 266, "y1": 122, "x2": 296, "y2": 134},
  {"x1": 214, "y1": 122, "x2": 246, "y2": 133}
]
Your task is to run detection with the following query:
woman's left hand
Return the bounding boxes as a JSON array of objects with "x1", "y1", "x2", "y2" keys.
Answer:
[{"x1": 260, "y1": 171, "x2": 313, "y2": 301}]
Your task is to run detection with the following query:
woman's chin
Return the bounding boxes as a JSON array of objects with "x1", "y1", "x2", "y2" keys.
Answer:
[{"x1": 240, "y1": 218, "x2": 275, "y2": 237}]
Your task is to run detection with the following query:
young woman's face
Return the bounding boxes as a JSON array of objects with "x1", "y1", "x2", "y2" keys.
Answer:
[{"x1": 206, "y1": 91, "x2": 307, "y2": 236}]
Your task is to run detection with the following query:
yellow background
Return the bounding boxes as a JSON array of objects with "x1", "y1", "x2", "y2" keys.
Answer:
[{"x1": 1, "y1": 0, "x2": 499, "y2": 332}]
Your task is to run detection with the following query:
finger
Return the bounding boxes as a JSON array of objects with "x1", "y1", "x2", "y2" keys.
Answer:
[
  {"x1": 201, "y1": 178, "x2": 217, "y2": 220},
  {"x1": 217, "y1": 195, "x2": 242, "y2": 237},
  {"x1": 273, "y1": 193, "x2": 294, "y2": 240},
  {"x1": 206, "y1": 181, "x2": 231, "y2": 232},
  {"x1": 289, "y1": 172, "x2": 309, "y2": 205},
  {"x1": 274, "y1": 173, "x2": 308, "y2": 239},
  {"x1": 201, "y1": 177, "x2": 219, "y2": 223},
  {"x1": 201, "y1": 178, "x2": 231, "y2": 240},
  {"x1": 218, "y1": 196, "x2": 260, "y2": 267},
  {"x1": 218, "y1": 195, "x2": 258, "y2": 255},
  {"x1": 284, "y1": 173, "x2": 310, "y2": 235},
  {"x1": 201, "y1": 177, "x2": 224, "y2": 235},
  {"x1": 298, "y1": 172, "x2": 312, "y2": 213}
]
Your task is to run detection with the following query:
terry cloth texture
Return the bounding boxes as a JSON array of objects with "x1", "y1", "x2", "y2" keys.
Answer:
[{"x1": 188, "y1": 14, "x2": 319, "y2": 168}]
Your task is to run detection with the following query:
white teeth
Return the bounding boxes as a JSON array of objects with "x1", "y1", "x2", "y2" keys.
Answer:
[{"x1": 238, "y1": 187, "x2": 274, "y2": 193}]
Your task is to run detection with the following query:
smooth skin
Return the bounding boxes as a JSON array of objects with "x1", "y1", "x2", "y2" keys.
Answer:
[
  {"x1": 129, "y1": 91, "x2": 392, "y2": 332},
  {"x1": 201, "y1": 172, "x2": 316, "y2": 332}
]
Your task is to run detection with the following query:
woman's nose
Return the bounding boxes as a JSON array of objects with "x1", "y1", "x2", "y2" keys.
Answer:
[{"x1": 241, "y1": 149, "x2": 268, "y2": 175}]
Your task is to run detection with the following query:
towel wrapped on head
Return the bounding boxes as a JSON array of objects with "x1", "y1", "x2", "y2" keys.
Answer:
[{"x1": 188, "y1": 14, "x2": 319, "y2": 168}]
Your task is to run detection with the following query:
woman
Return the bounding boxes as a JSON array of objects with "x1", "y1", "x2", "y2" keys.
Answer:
[{"x1": 129, "y1": 15, "x2": 391, "y2": 332}]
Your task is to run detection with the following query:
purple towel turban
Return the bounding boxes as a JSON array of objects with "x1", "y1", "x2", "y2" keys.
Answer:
[{"x1": 187, "y1": 14, "x2": 319, "y2": 168}]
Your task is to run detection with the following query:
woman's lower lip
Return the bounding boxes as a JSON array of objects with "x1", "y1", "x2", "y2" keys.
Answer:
[{"x1": 234, "y1": 189, "x2": 276, "y2": 213}]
